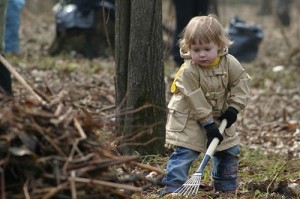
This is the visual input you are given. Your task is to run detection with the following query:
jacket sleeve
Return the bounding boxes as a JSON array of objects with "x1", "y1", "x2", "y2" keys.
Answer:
[
  {"x1": 176, "y1": 64, "x2": 214, "y2": 125},
  {"x1": 227, "y1": 55, "x2": 251, "y2": 112}
]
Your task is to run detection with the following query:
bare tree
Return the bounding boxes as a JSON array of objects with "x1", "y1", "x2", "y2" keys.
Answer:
[{"x1": 115, "y1": 0, "x2": 166, "y2": 155}]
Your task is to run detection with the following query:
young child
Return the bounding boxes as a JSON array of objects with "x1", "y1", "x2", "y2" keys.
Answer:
[{"x1": 161, "y1": 14, "x2": 251, "y2": 196}]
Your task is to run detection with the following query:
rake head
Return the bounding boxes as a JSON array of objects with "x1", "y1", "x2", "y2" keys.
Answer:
[{"x1": 174, "y1": 172, "x2": 202, "y2": 197}]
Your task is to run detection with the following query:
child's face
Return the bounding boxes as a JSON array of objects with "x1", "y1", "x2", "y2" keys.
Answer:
[{"x1": 190, "y1": 41, "x2": 219, "y2": 67}]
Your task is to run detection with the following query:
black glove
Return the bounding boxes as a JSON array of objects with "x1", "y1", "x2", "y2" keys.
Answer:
[
  {"x1": 0, "y1": 56, "x2": 13, "y2": 96},
  {"x1": 204, "y1": 122, "x2": 223, "y2": 148},
  {"x1": 219, "y1": 107, "x2": 238, "y2": 128}
]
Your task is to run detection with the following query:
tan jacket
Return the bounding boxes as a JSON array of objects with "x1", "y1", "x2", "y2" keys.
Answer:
[{"x1": 165, "y1": 48, "x2": 251, "y2": 152}]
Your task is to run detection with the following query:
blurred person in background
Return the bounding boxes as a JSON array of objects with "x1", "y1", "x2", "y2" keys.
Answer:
[
  {"x1": 172, "y1": 0, "x2": 210, "y2": 68},
  {"x1": 5, "y1": 0, "x2": 25, "y2": 54},
  {"x1": 0, "y1": 0, "x2": 25, "y2": 96}
]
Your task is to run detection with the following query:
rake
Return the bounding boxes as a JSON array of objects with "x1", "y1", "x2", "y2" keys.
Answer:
[{"x1": 174, "y1": 119, "x2": 227, "y2": 197}]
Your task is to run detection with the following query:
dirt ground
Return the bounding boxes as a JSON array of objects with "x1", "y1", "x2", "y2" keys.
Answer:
[{"x1": 3, "y1": 0, "x2": 300, "y2": 198}]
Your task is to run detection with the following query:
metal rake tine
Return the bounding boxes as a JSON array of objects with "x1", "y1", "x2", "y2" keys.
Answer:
[
  {"x1": 181, "y1": 185, "x2": 191, "y2": 196},
  {"x1": 175, "y1": 186, "x2": 183, "y2": 194},
  {"x1": 179, "y1": 179, "x2": 194, "y2": 194},
  {"x1": 184, "y1": 185, "x2": 194, "y2": 197},
  {"x1": 176, "y1": 185, "x2": 189, "y2": 196},
  {"x1": 183, "y1": 184, "x2": 197, "y2": 197},
  {"x1": 175, "y1": 185, "x2": 186, "y2": 195},
  {"x1": 190, "y1": 182, "x2": 199, "y2": 195},
  {"x1": 192, "y1": 178, "x2": 201, "y2": 194},
  {"x1": 183, "y1": 175, "x2": 202, "y2": 196},
  {"x1": 183, "y1": 181, "x2": 196, "y2": 196}
]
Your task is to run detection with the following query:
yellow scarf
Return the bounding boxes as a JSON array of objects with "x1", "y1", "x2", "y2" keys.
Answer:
[
  {"x1": 207, "y1": 56, "x2": 220, "y2": 67},
  {"x1": 170, "y1": 57, "x2": 220, "y2": 93}
]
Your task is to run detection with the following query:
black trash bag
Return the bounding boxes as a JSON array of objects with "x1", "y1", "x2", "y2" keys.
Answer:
[
  {"x1": 53, "y1": 0, "x2": 115, "y2": 32},
  {"x1": 54, "y1": 4, "x2": 94, "y2": 32},
  {"x1": 227, "y1": 16, "x2": 264, "y2": 62}
]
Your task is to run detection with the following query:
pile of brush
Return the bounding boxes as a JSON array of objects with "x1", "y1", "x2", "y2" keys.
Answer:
[{"x1": 0, "y1": 94, "x2": 164, "y2": 199}]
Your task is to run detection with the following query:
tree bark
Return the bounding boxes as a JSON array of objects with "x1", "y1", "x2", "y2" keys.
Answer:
[{"x1": 115, "y1": 0, "x2": 166, "y2": 155}]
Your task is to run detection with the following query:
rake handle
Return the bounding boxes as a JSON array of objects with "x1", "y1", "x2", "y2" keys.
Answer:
[
  {"x1": 196, "y1": 119, "x2": 227, "y2": 174},
  {"x1": 206, "y1": 119, "x2": 227, "y2": 156}
]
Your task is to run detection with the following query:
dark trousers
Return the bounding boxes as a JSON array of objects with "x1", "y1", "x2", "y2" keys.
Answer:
[
  {"x1": 172, "y1": 0, "x2": 209, "y2": 67},
  {"x1": 0, "y1": 61, "x2": 12, "y2": 95}
]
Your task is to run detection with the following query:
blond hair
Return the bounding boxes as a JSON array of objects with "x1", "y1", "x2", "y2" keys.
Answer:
[{"x1": 179, "y1": 14, "x2": 232, "y2": 51}]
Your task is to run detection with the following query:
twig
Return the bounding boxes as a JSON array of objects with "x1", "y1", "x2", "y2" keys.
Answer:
[
  {"x1": 73, "y1": 118, "x2": 87, "y2": 140},
  {"x1": 119, "y1": 137, "x2": 164, "y2": 148},
  {"x1": 54, "y1": 103, "x2": 64, "y2": 116},
  {"x1": 70, "y1": 171, "x2": 77, "y2": 199},
  {"x1": 75, "y1": 156, "x2": 140, "y2": 175},
  {"x1": 43, "y1": 181, "x2": 69, "y2": 199},
  {"x1": 131, "y1": 161, "x2": 165, "y2": 174},
  {"x1": 62, "y1": 118, "x2": 87, "y2": 175},
  {"x1": 23, "y1": 179, "x2": 31, "y2": 199},
  {"x1": 266, "y1": 162, "x2": 287, "y2": 194},
  {"x1": 100, "y1": 104, "x2": 115, "y2": 111},
  {"x1": 267, "y1": 172, "x2": 279, "y2": 194},
  {"x1": 29, "y1": 123, "x2": 66, "y2": 157},
  {"x1": 50, "y1": 107, "x2": 73, "y2": 127},
  {"x1": 72, "y1": 177, "x2": 143, "y2": 192}
]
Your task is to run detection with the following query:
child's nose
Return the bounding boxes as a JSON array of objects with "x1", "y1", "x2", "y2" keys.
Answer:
[{"x1": 199, "y1": 51, "x2": 206, "y2": 57}]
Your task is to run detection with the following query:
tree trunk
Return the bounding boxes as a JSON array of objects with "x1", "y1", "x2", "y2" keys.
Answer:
[
  {"x1": 209, "y1": 0, "x2": 219, "y2": 16},
  {"x1": 115, "y1": 0, "x2": 166, "y2": 155},
  {"x1": 257, "y1": 0, "x2": 272, "y2": 16},
  {"x1": 274, "y1": 0, "x2": 292, "y2": 27},
  {"x1": 0, "y1": 0, "x2": 8, "y2": 53}
]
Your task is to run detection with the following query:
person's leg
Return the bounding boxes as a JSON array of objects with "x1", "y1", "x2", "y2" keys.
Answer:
[
  {"x1": 0, "y1": 59, "x2": 12, "y2": 95},
  {"x1": 5, "y1": 0, "x2": 25, "y2": 53},
  {"x1": 211, "y1": 145, "x2": 240, "y2": 192},
  {"x1": 194, "y1": 0, "x2": 210, "y2": 16},
  {"x1": 161, "y1": 146, "x2": 200, "y2": 194},
  {"x1": 172, "y1": 0, "x2": 194, "y2": 67}
]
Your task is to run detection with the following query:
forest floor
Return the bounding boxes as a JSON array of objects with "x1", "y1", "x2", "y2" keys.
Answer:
[{"x1": 1, "y1": 1, "x2": 300, "y2": 198}]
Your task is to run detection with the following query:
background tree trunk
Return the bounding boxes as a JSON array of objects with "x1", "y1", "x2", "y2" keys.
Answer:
[
  {"x1": 257, "y1": 0, "x2": 272, "y2": 16},
  {"x1": 274, "y1": 0, "x2": 292, "y2": 27},
  {"x1": 0, "y1": 0, "x2": 8, "y2": 53},
  {"x1": 115, "y1": 0, "x2": 166, "y2": 155}
]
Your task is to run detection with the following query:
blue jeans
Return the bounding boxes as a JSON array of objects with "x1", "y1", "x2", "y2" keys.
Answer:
[
  {"x1": 212, "y1": 145, "x2": 240, "y2": 191},
  {"x1": 161, "y1": 145, "x2": 240, "y2": 193},
  {"x1": 5, "y1": 0, "x2": 25, "y2": 53}
]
